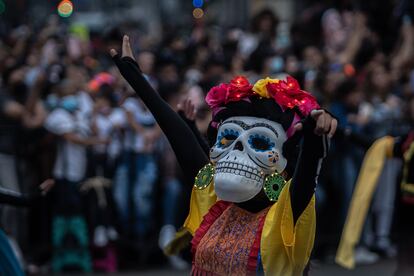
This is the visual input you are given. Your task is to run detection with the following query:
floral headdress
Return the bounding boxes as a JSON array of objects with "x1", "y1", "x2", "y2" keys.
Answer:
[{"x1": 205, "y1": 75, "x2": 319, "y2": 136}]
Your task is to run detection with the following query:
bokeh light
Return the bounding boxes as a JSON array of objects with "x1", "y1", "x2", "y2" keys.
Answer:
[
  {"x1": 192, "y1": 0, "x2": 203, "y2": 8},
  {"x1": 57, "y1": 0, "x2": 74, "y2": 18},
  {"x1": 192, "y1": 8, "x2": 204, "y2": 19}
]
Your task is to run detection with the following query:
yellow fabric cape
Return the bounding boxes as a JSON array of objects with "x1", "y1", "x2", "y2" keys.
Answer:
[
  {"x1": 166, "y1": 179, "x2": 316, "y2": 276},
  {"x1": 335, "y1": 136, "x2": 394, "y2": 269},
  {"x1": 401, "y1": 141, "x2": 414, "y2": 196}
]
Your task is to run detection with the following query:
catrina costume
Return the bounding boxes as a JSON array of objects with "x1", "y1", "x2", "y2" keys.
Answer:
[
  {"x1": 113, "y1": 55, "x2": 331, "y2": 275},
  {"x1": 336, "y1": 131, "x2": 414, "y2": 273}
]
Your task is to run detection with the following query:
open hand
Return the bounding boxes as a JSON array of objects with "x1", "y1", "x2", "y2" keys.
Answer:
[
  {"x1": 293, "y1": 109, "x2": 337, "y2": 138},
  {"x1": 177, "y1": 98, "x2": 197, "y2": 121}
]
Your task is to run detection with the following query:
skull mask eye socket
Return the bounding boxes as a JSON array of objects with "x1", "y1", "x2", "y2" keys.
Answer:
[
  {"x1": 216, "y1": 129, "x2": 239, "y2": 148},
  {"x1": 210, "y1": 116, "x2": 289, "y2": 202},
  {"x1": 248, "y1": 135, "x2": 275, "y2": 152}
]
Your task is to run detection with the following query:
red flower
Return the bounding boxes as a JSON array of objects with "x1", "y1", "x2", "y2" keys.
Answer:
[
  {"x1": 226, "y1": 76, "x2": 253, "y2": 103},
  {"x1": 230, "y1": 76, "x2": 252, "y2": 92},
  {"x1": 205, "y1": 83, "x2": 230, "y2": 109},
  {"x1": 205, "y1": 76, "x2": 253, "y2": 110},
  {"x1": 267, "y1": 76, "x2": 319, "y2": 116}
]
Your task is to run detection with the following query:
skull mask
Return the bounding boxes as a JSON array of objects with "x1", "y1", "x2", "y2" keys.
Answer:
[{"x1": 210, "y1": 116, "x2": 288, "y2": 203}]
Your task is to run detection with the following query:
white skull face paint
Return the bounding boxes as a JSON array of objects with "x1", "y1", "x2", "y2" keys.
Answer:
[{"x1": 210, "y1": 116, "x2": 288, "y2": 203}]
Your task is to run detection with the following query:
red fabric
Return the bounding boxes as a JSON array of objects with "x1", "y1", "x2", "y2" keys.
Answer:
[
  {"x1": 191, "y1": 200, "x2": 231, "y2": 257},
  {"x1": 246, "y1": 212, "x2": 267, "y2": 273},
  {"x1": 191, "y1": 266, "x2": 221, "y2": 276}
]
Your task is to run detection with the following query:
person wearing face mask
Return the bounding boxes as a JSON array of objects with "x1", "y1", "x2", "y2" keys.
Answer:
[
  {"x1": 86, "y1": 84, "x2": 122, "y2": 272},
  {"x1": 44, "y1": 79, "x2": 107, "y2": 272},
  {"x1": 111, "y1": 36, "x2": 337, "y2": 276}
]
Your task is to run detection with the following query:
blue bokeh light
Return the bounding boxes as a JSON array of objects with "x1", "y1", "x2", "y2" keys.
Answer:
[{"x1": 192, "y1": 0, "x2": 203, "y2": 8}]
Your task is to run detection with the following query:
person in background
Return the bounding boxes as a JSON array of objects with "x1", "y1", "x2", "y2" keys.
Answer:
[
  {"x1": 328, "y1": 78, "x2": 376, "y2": 263},
  {"x1": 157, "y1": 90, "x2": 190, "y2": 271},
  {"x1": 44, "y1": 79, "x2": 106, "y2": 272},
  {"x1": 0, "y1": 180, "x2": 54, "y2": 276},
  {"x1": 113, "y1": 93, "x2": 160, "y2": 244},
  {"x1": 0, "y1": 66, "x2": 47, "y2": 270},
  {"x1": 82, "y1": 74, "x2": 123, "y2": 272}
]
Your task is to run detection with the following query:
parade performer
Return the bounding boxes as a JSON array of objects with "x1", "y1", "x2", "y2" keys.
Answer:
[
  {"x1": 111, "y1": 35, "x2": 337, "y2": 276},
  {"x1": 336, "y1": 131, "x2": 414, "y2": 274}
]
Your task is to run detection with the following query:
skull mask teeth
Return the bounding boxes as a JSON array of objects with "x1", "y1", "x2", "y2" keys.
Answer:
[
  {"x1": 210, "y1": 116, "x2": 288, "y2": 202},
  {"x1": 215, "y1": 161, "x2": 263, "y2": 182}
]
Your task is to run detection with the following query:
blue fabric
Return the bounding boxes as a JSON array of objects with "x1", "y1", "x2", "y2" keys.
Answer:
[
  {"x1": 113, "y1": 151, "x2": 158, "y2": 236},
  {"x1": 113, "y1": 151, "x2": 132, "y2": 228},
  {"x1": 0, "y1": 229, "x2": 24, "y2": 276},
  {"x1": 133, "y1": 153, "x2": 157, "y2": 235},
  {"x1": 256, "y1": 250, "x2": 264, "y2": 275}
]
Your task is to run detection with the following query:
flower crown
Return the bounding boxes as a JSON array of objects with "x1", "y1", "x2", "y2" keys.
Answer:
[{"x1": 205, "y1": 75, "x2": 319, "y2": 118}]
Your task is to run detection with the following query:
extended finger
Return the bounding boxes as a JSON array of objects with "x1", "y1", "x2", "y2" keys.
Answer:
[
  {"x1": 310, "y1": 109, "x2": 324, "y2": 119},
  {"x1": 323, "y1": 116, "x2": 332, "y2": 133},
  {"x1": 328, "y1": 119, "x2": 338, "y2": 138},
  {"x1": 122, "y1": 35, "x2": 133, "y2": 58},
  {"x1": 315, "y1": 114, "x2": 326, "y2": 135},
  {"x1": 187, "y1": 100, "x2": 196, "y2": 120},
  {"x1": 183, "y1": 99, "x2": 190, "y2": 114},
  {"x1": 293, "y1": 122, "x2": 303, "y2": 132}
]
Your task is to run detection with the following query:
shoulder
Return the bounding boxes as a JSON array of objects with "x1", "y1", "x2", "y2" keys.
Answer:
[
  {"x1": 45, "y1": 109, "x2": 75, "y2": 135},
  {"x1": 122, "y1": 97, "x2": 139, "y2": 112}
]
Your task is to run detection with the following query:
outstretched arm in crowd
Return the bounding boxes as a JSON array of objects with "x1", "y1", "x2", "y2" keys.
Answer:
[
  {"x1": 391, "y1": 18, "x2": 414, "y2": 72},
  {"x1": 338, "y1": 12, "x2": 367, "y2": 65},
  {"x1": 1, "y1": 72, "x2": 47, "y2": 129},
  {"x1": 290, "y1": 110, "x2": 337, "y2": 223},
  {"x1": 111, "y1": 36, "x2": 209, "y2": 187},
  {"x1": 62, "y1": 133, "x2": 107, "y2": 147},
  {"x1": 0, "y1": 179, "x2": 54, "y2": 207}
]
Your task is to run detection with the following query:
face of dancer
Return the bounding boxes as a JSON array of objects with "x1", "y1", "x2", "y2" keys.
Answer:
[{"x1": 210, "y1": 116, "x2": 287, "y2": 203}]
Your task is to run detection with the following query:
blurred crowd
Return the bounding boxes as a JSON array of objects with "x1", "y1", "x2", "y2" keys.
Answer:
[{"x1": 1, "y1": 0, "x2": 414, "y2": 273}]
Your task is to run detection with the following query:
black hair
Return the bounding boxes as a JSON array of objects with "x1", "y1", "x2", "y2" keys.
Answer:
[
  {"x1": 207, "y1": 97, "x2": 295, "y2": 144},
  {"x1": 250, "y1": 8, "x2": 279, "y2": 38},
  {"x1": 245, "y1": 39, "x2": 275, "y2": 73},
  {"x1": 334, "y1": 78, "x2": 358, "y2": 101},
  {"x1": 97, "y1": 84, "x2": 117, "y2": 107}
]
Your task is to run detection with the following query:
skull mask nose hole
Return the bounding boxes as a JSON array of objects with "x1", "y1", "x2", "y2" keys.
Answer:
[{"x1": 234, "y1": 141, "x2": 244, "y2": 151}]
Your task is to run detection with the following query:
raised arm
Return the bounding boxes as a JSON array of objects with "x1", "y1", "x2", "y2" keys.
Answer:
[
  {"x1": 111, "y1": 36, "x2": 209, "y2": 186},
  {"x1": 290, "y1": 110, "x2": 336, "y2": 223}
]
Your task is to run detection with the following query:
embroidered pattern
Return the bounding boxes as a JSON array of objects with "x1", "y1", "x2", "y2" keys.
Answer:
[{"x1": 193, "y1": 204, "x2": 269, "y2": 275}]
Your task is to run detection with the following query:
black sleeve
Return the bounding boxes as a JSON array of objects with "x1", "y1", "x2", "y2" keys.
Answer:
[
  {"x1": 393, "y1": 132, "x2": 414, "y2": 159},
  {"x1": 112, "y1": 55, "x2": 209, "y2": 186},
  {"x1": 290, "y1": 116, "x2": 329, "y2": 223},
  {"x1": 0, "y1": 187, "x2": 36, "y2": 207}
]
